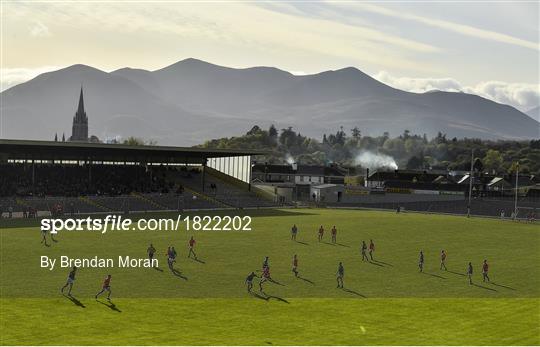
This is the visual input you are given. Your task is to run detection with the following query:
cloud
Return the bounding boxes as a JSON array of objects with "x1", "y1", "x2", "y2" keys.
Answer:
[
  {"x1": 289, "y1": 70, "x2": 308, "y2": 76},
  {"x1": 374, "y1": 71, "x2": 462, "y2": 93},
  {"x1": 29, "y1": 21, "x2": 51, "y2": 37},
  {"x1": 465, "y1": 82, "x2": 540, "y2": 111},
  {"x1": 331, "y1": 2, "x2": 539, "y2": 51},
  {"x1": 3, "y1": 2, "x2": 441, "y2": 74},
  {"x1": 373, "y1": 71, "x2": 540, "y2": 112},
  {"x1": 1, "y1": 66, "x2": 61, "y2": 91}
]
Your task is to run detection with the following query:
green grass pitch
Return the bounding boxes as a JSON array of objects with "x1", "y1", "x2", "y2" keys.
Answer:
[{"x1": 1, "y1": 209, "x2": 539, "y2": 345}]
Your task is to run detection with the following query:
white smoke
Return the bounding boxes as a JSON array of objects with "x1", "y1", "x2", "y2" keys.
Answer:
[
  {"x1": 355, "y1": 151, "x2": 398, "y2": 170},
  {"x1": 285, "y1": 154, "x2": 295, "y2": 165}
]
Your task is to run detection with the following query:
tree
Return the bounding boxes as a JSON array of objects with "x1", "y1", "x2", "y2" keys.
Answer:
[
  {"x1": 508, "y1": 161, "x2": 520, "y2": 175},
  {"x1": 336, "y1": 127, "x2": 346, "y2": 145},
  {"x1": 406, "y1": 155, "x2": 424, "y2": 169},
  {"x1": 196, "y1": 124, "x2": 539, "y2": 176},
  {"x1": 123, "y1": 137, "x2": 146, "y2": 146},
  {"x1": 121, "y1": 137, "x2": 157, "y2": 146},
  {"x1": 483, "y1": 149, "x2": 503, "y2": 173},
  {"x1": 351, "y1": 127, "x2": 361, "y2": 139},
  {"x1": 279, "y1": 127, "x2": 298, "y2": 148},
  {"x1": 473, "y1": 158, "x2": 484, "y2": 172},
  {"x1": 268, "y1": 125, "x2": 278, "y2": 139},
  {"x1": 435, "y1": 132, "x2": 447, "y2": 144},
  {"x1": 246, "y1": 125, "x2": 261, "y2": 136},
  {"x1": 405, "y1": 138, "x2": 421, "y2": 154}
]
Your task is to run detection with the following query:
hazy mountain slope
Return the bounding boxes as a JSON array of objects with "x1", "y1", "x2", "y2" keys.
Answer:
[
  {"x1": 1, "y1": 58, "x2": 538, "y2": 145},
  {"x1": 256, "y1": 94, "x2": 535, "y2": 140},
  {"x1": 526, "y1": 106, "x2": 540, "y2": 122},
  {"x1": 111, "y1": 67, "x2": 163, "y2": 97},
  {"x1": 117, "y1": 58, "x2": 296, "y2": 115},
  {"x1": 113, "y1": 59, "x2": 538, "y2": 139},
  {"x1": 260, "y1": 67, "x2": 402, "y2": 107}
]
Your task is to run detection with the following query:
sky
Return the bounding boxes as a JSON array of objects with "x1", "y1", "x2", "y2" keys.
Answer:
[{"x1": 1, "y1": 1, "x2": 539, "y2": 112}]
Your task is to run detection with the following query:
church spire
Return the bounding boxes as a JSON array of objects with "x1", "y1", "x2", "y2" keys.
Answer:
[
  {"x1": 70, "y1": 85, "x2": 88, "y2": 142},
  {"x1": 77, "y1": 85, "x2": 85, "y2": 116}
]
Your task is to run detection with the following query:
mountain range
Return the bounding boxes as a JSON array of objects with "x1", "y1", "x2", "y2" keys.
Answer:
[{"x1": 1, "y1": 58, "x2": 538, "y2": 145}]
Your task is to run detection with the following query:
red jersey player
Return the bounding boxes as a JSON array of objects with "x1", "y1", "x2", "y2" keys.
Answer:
[
  {"x1": 440, "y1": 250, "x2": 447, "y2": 271},
  {"x1": 331, "y1": 226, "x2": 337, "y2": 244},
  {"x1": 188, "y1": 236, "x2": 197, "y2": 260},
  {"x1": 292, "y1": 254, "x2": 298, "y2": 277},
  {"x1": 259, "y1": 266, "x2": 271, "y2": 292},
  {"x1": 318, "y1": 225, "x2": 324, "y2": 242},
  {"x1": 95, "y1": 275, "x2": 112, "y2": 300},
  {"x1": 482, "y1": 260, "x2": 490, "y2": 282}
]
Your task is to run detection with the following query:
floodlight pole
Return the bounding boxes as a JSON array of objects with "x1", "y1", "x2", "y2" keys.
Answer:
[
  {"x1": 467, "y1": 149, "x2": 474, "y2": 218},
  {"x1": 514, "y1": 162, "x2": 519, "y2": 219}
]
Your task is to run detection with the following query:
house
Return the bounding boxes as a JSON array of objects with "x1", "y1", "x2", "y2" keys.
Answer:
[
  {"x1": 251, "y1": 163, "x2": 346, "y2": 185},
  {"x1": 367, "y1": 170, "x2": 448, "y2": 188},
  {"x1": 251, "y1": 164, "x2": 294, "y2": 184},
  {"x1": 487, "y1": 177, "x2": 512, "y2": 192},
  {"x1": 251, "y1": 163, "x2": 346, "y2": 201},
  {"x1": 295, "y1": 165, "x2": 345, "y2": 185}
]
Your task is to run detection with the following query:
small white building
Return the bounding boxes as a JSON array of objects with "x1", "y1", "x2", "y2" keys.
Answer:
[{"x1": 310, "y1": 184, "x2": 345, "y2": 203}]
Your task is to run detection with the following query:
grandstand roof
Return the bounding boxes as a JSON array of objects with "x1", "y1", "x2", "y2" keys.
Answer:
[{"x1": 0, "y1": 139, "x2": 265, "y2": 164}]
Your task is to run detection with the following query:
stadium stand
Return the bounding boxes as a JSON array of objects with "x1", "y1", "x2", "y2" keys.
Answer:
[
  {"x1": 0, "y1": 140, "x2": 274, "y2": 217},
  {"x1": 163, "y1": 167, "x2": 278, "y2": 208}
]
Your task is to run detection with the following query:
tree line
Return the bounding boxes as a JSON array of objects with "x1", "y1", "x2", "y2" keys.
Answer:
[{"x1": 198, "y1": 125, "x2": 540, "y2": 176}]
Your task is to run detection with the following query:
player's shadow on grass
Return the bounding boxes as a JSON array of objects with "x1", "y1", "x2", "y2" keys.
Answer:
[
  {"x1": 368, "y1": 261, "x2": 384, "y2": 267},
  {"x1": 97, "y1": 299, "x2": 122, "y2": 312},
  {"x1": 266, "y1": 295, "x2": 290, "y2": 304},
  {"x1": 269, "y1": 278, "x2": 285, "y2": 286},
  {"x1": 491, "y1": 282, "x2": 516, "y2": 291},
  {"x1": 294, "y1": 240, "x2": 309, "y2": 245},
  {"x1": 342, "y1": 288, "x2": 367, "y2": 298},
  {"x1": 297, "y1": 276, "x2": 315, "y2": 285},
  {"x1": 254, "y1": 291, "x2": 290, "y2": 304},
  {"x1": 64, "y1": 294, "x2": 85, "y2": 308},
  {"x1": 252, "y1": 292, "x2": 268, "y2": 301},
  {"x1": 472, "y1": 283, "x2": 497, "y2": 292},
  {"x1": 372, "y1": 260, "x2": 393, "y2": 267},
  {"x1": 153, "y1": 266, "x2": 164, "y2": 272},
  {"x1": 335, "y1": 243, "x2": 350, "y2": 248},
  {"x1": 192, "y1": 258, "x2": 206, "y2": 264},
  {"x1": 446, "y1": 270, "x2": 465, "y2": 277},
  {"x1": 321, "y1": 241, "x2": 335, "y2": 246},
  {"x1": 171, "y1": 268, "x2": 188, "y2": 280},
  {"x1": 422, "y1": 272, "x2": 446, "y2": 279}
]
